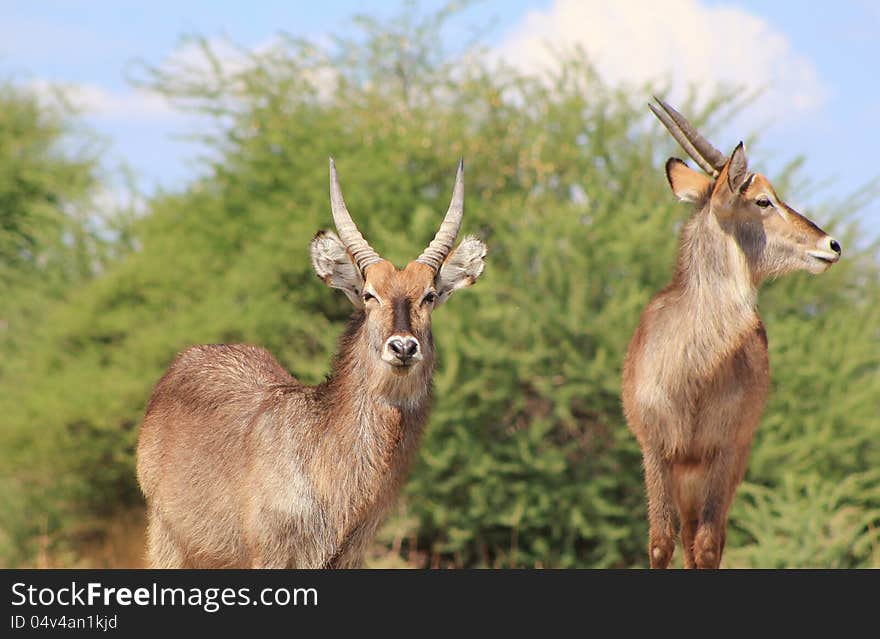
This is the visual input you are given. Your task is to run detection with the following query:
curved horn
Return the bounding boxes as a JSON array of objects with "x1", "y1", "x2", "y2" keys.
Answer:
[
  {"x1": 329, "y1": 157, "x2": 382, "y2": 273},
  {"x1": 416, "y1": 158, "x2": 464, "y2": 272},
  {"x1": 650, "y1": 97, "x2": 727, "y2": 177}
]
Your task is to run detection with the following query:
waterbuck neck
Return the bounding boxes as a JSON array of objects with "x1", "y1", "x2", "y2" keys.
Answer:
[
  {"x1": 308, "y1": 312, "x2": 433, "y2": 536},
  {"x1": 665, "y1": 208, "x2": 761, "y2": 379}
]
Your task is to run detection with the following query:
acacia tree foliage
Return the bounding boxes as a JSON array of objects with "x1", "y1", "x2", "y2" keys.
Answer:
[
  {"x1": 0, "y1": 81, "x2": 119, "y2": 562},
  {"x1": 1, "y1": 7, "x2": 877, "y2": 567},
  {"x1": 0, "y1": 84, "x2": 94, "y2": 279},
  {"x1": 0, "y1": 81, "x2": 118, "y2": 333}
]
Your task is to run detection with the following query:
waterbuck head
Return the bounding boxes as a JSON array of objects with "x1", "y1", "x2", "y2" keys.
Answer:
[
  {"x1": 651, "y1": 97, "x2": 841, "y2": 280},
  {"x1": 310, "y1": 158, "x2": 486, "y2": 379}
]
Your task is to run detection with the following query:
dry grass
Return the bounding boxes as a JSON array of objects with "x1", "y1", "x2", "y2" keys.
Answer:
[
  {"x1": 28, "y1": 503, "x2": 427, "y2": 569},
  {"x1": 25, "y1": 508, "x2": 147, "y2": 569}
]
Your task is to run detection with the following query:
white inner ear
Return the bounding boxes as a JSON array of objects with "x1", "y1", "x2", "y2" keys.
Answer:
[
  {"x1": 310, "y1": 231, "x2": 365, "y2": 308},
  {"x1": 667, "y1": 160, "x2": 711, "y2": 203},
  {"x1": 435, "y1": 235, "x2": 487, "y2": 305},
  {"x1": 675, "y1": 185, "x2": 705, "y2": 203}
]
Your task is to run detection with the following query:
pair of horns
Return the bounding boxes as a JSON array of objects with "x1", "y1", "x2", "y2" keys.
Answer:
[
  {"x1": 649, "y1": 96, "x2": 728, "y2": 177},
  {"x1": 329, "y1": 157, "x2": 464, "y2": 274}
]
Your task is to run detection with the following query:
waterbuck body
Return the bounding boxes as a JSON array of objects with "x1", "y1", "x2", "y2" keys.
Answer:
[
  {"x1": 136, "y1": 159, "x2": 486, "y2": 568},
  {"x1": 622, "y1": 99, "x2": 841, "y2": 569}
]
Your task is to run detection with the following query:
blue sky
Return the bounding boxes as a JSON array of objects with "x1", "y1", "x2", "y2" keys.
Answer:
[{"x1": 1, "y1": 1, "x2": 878, "y2": 235}]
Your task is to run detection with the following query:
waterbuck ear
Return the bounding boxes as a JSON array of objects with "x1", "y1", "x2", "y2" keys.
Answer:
[
  {"x1": 434, "y1": 235, "x2": 487, "y2": 305},
  {"x1": 726, "y1": 142, "x2": 749, "y2": 192},
  {"x1": 310, "y1": 230, "x2": 365, "y2": 308},
  {"x1": 711, "y1": 142, "x2": 751, "y2": 208},
  {"x1": 665, "y1": 158, "x2": 712, "y2": 202}
]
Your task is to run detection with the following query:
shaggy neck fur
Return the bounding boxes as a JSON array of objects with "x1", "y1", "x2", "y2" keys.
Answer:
[
  {"x1": 666, "y1": 206, "x2": 761, "y2": 383},
  {"x1": 310, "y1": 312, "x2": 434, "y2": 542}
]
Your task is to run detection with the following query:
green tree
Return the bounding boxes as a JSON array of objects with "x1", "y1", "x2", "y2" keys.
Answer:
[
  {"x1": 0, "y1": 80, "x2": 119, "y2": 561},
  {"x1": 0, "y1": 83, "x2": 106, "y2": 292}
]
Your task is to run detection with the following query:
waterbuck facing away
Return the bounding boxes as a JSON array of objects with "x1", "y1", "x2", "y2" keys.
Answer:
[
  {"x1": 622, "y1": 99, "x2": 841, "y2": 569},
  {"x1": 136, "y1": 158, "x2": 487, "y2": 568}
]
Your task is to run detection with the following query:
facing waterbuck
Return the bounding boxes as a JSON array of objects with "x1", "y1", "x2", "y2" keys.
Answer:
[
  {"x1": 136, "y1": 158, "x2": 487, "y2": 568},
  {"x1": 622, "y1": 99, "x2": 841, "y2": 569}
]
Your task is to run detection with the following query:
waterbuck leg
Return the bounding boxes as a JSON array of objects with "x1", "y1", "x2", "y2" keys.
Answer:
[
  {"x1": 325, "y1": 519, "x2": 382, "y2": 568},
  {"x1": 247, "y1": 508, "x2": 300, "y2": 569},
  {"x1": 680, "y1": 516, "x2": 698, "y2": 569},
  {"x1": 693, "y1": 447, "x2": 748, "y2": 569},
  {"x1": 146, "y1": 511, "x2": 187, "y2": 569},
  {"x1": 643, "y1": 448, "x2": 677, "y2": 569}
]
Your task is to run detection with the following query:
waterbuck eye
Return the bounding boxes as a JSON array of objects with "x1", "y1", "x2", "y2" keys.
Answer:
[
  {"x1": 422, "y1": 291, "x2": 437, "y2": 305},
  {"x1": 756, "y1": 198, "x2": 772, "y2": 209},
  {"x1": 363, "y1": 292, "x2": 377, "y2": 304}
]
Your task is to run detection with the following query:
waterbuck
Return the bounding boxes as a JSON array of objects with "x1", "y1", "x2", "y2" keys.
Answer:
[
  {"x1": 622, "y1": 99, "x2": 841, "y2": 569},
  {"x1": 136, "y1": 158, "x2": 487, "y2": 568}
]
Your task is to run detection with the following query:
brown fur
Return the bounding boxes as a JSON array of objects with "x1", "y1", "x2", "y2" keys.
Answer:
[
  {"x1": 622, "y1": 149, "x2": 840, "y2": 568},
  {"x1": 137, "y1": 239, "x2": 486, "y2": 568}
]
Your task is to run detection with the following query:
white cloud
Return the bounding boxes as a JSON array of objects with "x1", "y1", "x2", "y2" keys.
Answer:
[
  {"x1": 23, "y1": 36, "x2": 266, "y2": 123},
  {"x1": 29, "y1": 79, "x2": 178, "y2": 121},
  {"x1": 71, "y1": 85, "x2": 177, "y2": 120},
  {"x1": 495, "y1": 0, "x2": 828, "y2": 121}
]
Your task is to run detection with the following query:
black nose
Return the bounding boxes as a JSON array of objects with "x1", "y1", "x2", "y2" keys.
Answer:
[
  {"x1": 388, "y1": 337, "x2": 419, "y2": 362},
  {"x1": 829, "y1": 239, "x2": 841, "y2": 255}
]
